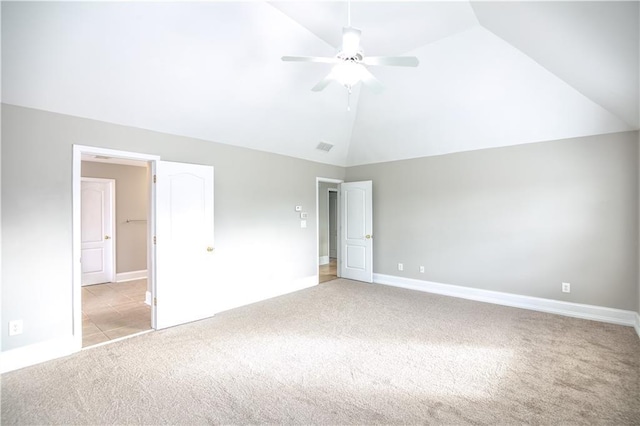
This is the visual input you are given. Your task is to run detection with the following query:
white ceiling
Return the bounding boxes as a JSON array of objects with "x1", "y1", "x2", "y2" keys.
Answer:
[{"x1": 2, "y1": 1, "x2": 638, "y2": 167}]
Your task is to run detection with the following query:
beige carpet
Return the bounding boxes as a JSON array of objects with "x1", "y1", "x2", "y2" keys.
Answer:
[{"x1": 2, "y1": 279, "x2": 639, "y2": 425}]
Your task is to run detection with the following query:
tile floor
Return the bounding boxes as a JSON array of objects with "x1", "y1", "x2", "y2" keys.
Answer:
[
  {"x1": 319, "y1": 258, "x2": 338, "y2": 283},
  {"x1": 82, "y1": 279, "x2": 151, "y2": 347}
]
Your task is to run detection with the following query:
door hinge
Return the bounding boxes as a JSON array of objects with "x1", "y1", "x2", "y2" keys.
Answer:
[
  {"x1": 153, "y1": 236, "x2": 156, "y2": 245},
  {"x1": 153, "y1": 175, "x2": 157, "y2": 184},
  {"x1": 153, "y1": 297, "x2": 157, "y2": 306}
]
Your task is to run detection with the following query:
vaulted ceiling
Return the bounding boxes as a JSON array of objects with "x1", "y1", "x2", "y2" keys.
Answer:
[{"x1": 2, "y1": 1, "x2": 638, "y2": 166}]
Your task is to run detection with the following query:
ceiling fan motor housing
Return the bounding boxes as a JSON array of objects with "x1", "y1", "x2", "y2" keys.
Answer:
[{"x1": 337, "y1": 52, "x2": 364, "y2": 63}]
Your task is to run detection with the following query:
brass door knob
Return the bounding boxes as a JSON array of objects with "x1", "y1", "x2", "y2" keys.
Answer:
[
  {"x1": 365, "y1": 235, "x2": 372, "y2": 239},
  {"x1": 207, "y1": 247, "x2": 214, "y2": 252},
  {"x1": 104, "y1": 235, "x2": 111, "y2": 240}
]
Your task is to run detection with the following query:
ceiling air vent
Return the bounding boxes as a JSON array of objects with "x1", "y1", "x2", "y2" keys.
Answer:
[{"x1": 316, "y1": 142, "x2": 334, "y2": 152}]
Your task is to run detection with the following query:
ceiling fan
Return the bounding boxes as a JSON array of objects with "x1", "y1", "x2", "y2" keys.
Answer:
[{"x1": 281, "y1": 2, "x2": 419, "y2": 94}]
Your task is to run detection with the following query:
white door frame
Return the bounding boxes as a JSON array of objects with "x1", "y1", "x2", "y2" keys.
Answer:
[
  {"x1": 72, "y1": 145, "x2": 160, "y2": 351},
  {"x1": 80, "y1": 177, "x2": 116, "y2": 285},
  {"x1": 316, "y1": 177, "x2": 343, "y2": 279}
]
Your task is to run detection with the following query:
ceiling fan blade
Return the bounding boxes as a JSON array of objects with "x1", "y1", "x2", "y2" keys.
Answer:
[
  {"x1": 342, "y1": 26, "x2": 362, "y2": 56},
  {"x1": 360, "y1": 68, "x2": 384, "y2": 94},
  {"x1": 311, "y1": 74, "x2": 334, "y2": 92},
  {"x1": 281, "y1": 56, "x2": 339, "y2": 64},
  {"x1": 362, "y1": 56, "x2": 420, "y2": 67}
]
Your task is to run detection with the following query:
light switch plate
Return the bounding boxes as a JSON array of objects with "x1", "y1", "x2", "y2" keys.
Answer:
[
  {"x1": 300, "y1": 212, "x2": 308, "y2": 219},
  {"x1": 295, "y1": 206, "x2": 302, "y2": 212},
  {"x1": 301, "y1": 220, "x2": 307, "y2": 228}
]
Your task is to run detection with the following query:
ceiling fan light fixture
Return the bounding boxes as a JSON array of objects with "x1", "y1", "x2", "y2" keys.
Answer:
[{"x1": 331, "y1": 61, "x2": 364, "y2": 87}]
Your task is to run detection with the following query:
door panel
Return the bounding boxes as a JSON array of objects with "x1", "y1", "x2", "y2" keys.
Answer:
[
  {"x1": 81, "y1": 180, "x2": 114, "y2": 285},
  {"x1": 155, "y1": 161, "x2": 215, "y2": 330},
  {"x1": 81, "y1": 190, "x2": 103, "y2": 242},
  {"x1": 340, "y1": 181, "x2": 373, "y2": 282},
  {"x1": 346, "y1": 189, "x2": 365, "y2": 239},
  {"x1": 82, "y1": 249, "x2": 104, "y2": 274},
  {"x1": 346, "y1": 245, "x2": 366, "y2": 269}
]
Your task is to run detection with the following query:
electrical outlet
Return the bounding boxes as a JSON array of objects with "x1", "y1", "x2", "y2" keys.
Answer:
[
  {"x1": 419, "y1": 266, "x2": 425, "y2": 273},
  {"x1": 562, "y1": 282, "x2": 571, "y2": 293},
  {"x1": 398, "y1": 263, "x2": 403, "y2": 271},
  {"x1": 9, "y1": 320, "x2": 23, "y2": 336}
]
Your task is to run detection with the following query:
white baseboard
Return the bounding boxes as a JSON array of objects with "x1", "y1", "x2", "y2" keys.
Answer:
[
  {"x1": 115, "y1": 269, "x2": 147, "y2": 283},
  {"x1": 0, "y1": 337, "x2": 78, "y2": 374},
  {"x1": 319, "y1": 256, "x2": 330, "y2": 265},
  {"x1": 248, "y1": 275, "x2": 318, "y2": 308},
  {"x1": 215, "y1": 275, "x2": 318, "y2": 315},
  {"x1": 281, "y1": 275, "x2": 318, "y2": 295},
  {"x1": 635, "y1": 313, "x2": 640, "y2": 339},
  {"x1": 145, "y1": 291, "x2": 152, "y2": 306},
  {"x1": 373, "y1": 273, "x2": 638, "y2": 328}
]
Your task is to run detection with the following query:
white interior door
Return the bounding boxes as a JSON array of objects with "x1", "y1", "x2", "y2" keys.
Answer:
[
  {"x1": 81, "y1": 179, "x2": 115, "y2": 285},
  {"x1": 155, "y1": 161, "x2": 215, "y2": 330},
  {"x1": 340, "y1": 181, "x2": 373, "y2": 283}
]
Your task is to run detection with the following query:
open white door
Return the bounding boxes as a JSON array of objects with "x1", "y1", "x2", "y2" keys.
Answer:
[
  {"x1": 81, "y1": 178, "x2": 115, "y2": 285},
  {"x1": 340, "y1": 180, "x2": 373, "y2": 283},
  {"x1": 155, "y1": 161, "x2": 215, "y2": 329}
]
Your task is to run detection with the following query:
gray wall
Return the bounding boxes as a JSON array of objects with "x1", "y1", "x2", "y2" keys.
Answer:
[
  {"x1": 2, "y1": 103, "x2": 638, "y2": 354},
  {"x1": 318, "y1": 181, "x2": 338, "y2": 259},
  {"x1": 1, "y1": 104, "x2": 345, "y2": 351},
  {"x1": 347, "y1": 131, "x2": 639, "y2": 311},
  {"x1": 82, "y1": 161, "x2": 148, "y2": 274}
]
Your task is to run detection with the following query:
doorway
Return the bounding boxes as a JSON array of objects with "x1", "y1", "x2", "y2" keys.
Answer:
[
  {"x1": 328, "y1": 189, "x2": 338, "y2": 259},
  {"x1": 80, "y1": 157, "x2": 152, "y2": 347},
  {"x1": 73, "y1": 145, "x2": 160, "y2": 350},
  {"x1": 317, "y1": 178, "x2": 342, "y2": 283}
]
